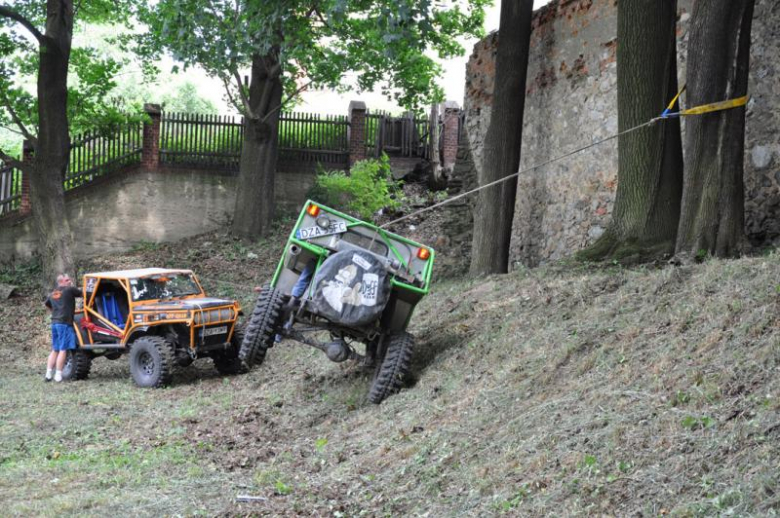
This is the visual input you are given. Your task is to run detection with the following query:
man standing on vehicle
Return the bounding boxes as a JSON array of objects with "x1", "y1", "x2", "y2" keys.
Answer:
[{"x1": 44, "y1": 274, "x2": 82, "y2": 382}]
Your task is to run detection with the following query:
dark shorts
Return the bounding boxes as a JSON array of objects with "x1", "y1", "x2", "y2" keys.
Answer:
[{"x1": 51, "y1": 323, "x2": 77, "y2": 352}]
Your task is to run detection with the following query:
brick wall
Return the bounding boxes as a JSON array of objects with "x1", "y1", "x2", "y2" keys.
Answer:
[
  {"x1": 461, "y1": 0, "x2": 779, "y2": 266},
  {"x1": 142, "y1": 104, "x2": 161, "y2": 171}
]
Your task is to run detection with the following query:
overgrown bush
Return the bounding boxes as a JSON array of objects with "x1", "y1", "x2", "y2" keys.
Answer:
[{"x1": 309, "y1": 154, "x2": 402, "y2": 220}]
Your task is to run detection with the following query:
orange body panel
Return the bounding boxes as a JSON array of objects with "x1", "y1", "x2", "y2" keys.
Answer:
[{"x1": 78, "y1": 268, "x2": 241, "y2": 350}]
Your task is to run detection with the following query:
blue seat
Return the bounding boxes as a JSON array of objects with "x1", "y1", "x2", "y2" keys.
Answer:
[{"x1": 101, "y1": 293, "x2": 126, "y2": 329}]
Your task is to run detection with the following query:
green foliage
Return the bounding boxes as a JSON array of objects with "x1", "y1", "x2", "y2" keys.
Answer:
[
  {"x1": 0, "y1": 1, "x2": 145, "y2": 156},
  {"x1": 681, "y1": 415, "x2": 715, "y2": 430},
  {"x1": 309, "y1": 155, "x2": 402, "y2": 220},
  {"x1": 131, "y1": 240, "x2": 162, "y2": 253},
  {"x1": 161, "y1": 82, "x2": 218, "y2": 114},
  {"x1": 495, "y1": 485, "x2": 530, "y2": 512},
  {"x1": 274, "y1": 479, "x2": 293, "y2": 496},
  {"x1": 0, "y1": 258, "x2": 42, "y2": 289},
  {"x1": 140, "y1": 0, "x2": 489, "y2": 113},
  {"x1": 670, "y1": 389, "x2": 691, "y2": 407}
]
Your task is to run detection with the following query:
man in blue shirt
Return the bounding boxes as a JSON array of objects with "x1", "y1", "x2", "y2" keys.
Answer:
[{"x1": 44, "y1": 274, "x2": 82, "y2": 382}]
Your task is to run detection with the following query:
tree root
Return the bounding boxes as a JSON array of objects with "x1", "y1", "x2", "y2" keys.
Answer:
[{"x1": 577, "y1": 231, "x2": 674, "y2": 265}]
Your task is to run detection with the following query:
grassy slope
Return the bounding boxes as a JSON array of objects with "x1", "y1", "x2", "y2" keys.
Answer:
[{"x1": 1, "y1": 231, "x2": 779, "y2": 516}]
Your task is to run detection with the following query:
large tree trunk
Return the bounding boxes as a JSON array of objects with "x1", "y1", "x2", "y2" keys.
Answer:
[
  {"x1": 675, "y1": 0, "x2": 755, "y2": 258},
  {"x1": 30, "y1": 0, "x2": 75, "y2": 285},
  {"x1": 578, "y1": 0, "x2": 683, "y2": 263},
  {"x1": 428, "y1": 103, "x2": 444, "y2": 189},
  {"x1": 469, "y1": 0, "x2": 534, "y2": 275},
  {"x1": 232, "y1": 54, "x2": 283, "y2": 240}
]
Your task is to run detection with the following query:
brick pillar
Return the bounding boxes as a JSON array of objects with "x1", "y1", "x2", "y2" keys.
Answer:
[
  {"x1": 348, "y1": 101, "x2": 367, "y2": 166},
  {"x1": 142, "y1": 103, "x2": 162, "y2": 171},
  {"x1": 441, "y1": 101, "x2": 460, "y2": 172},
  {"x1": 19, "y1": 140, "x2": 33, "y2": 215}
]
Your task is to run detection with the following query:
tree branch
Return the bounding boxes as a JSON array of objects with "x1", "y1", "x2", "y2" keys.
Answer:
[
  {"x1": 0, "y1": 148, "x2": 25, "y2": 169},
  {"x1": 256, "y1": 54, "x2": 282, "y2": 116},
  {"x1": 261, "y1": 79, "x2": 313, "y2": 123},
  {"x1": 73, "y1": 0, "x2": 85, "y2": 18},
  {"x1": 220, "y1": 75, "x2": 243, "y2": 115},
  {"x1": 231, "y1": 68, "x2": 256, "y2": 119},
  {"x1": 0, "y1": 5, "x2": 45, "y2": 44},
  {"x1": 0, "y1": 91, "x2": 37, "y2": 147}
]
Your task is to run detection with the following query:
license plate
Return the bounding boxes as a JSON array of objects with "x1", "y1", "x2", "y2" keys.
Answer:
[
  {"x1": 203, "y1": 325, "x2": 227, "y2": 337},
  {"x1": 297, "y1": 221, "x2": 347, "y2": 240}
]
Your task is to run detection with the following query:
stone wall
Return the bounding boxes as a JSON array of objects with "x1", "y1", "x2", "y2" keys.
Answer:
[
  {"x1": 0, "y1": 168, "x2": 313, "y2": 263},
  {"x1": 462, "y1": 0, "x2": 779, "y2": 266}
]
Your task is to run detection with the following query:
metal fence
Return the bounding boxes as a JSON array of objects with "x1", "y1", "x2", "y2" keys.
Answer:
[
  {"x1": 0, "y1": 163, "x2": 22, "y2": 215},
  {"x1": 160, "y1": 113, "x2": 243, "y2": 170},
  {"x1": 365, "y1": 111, "x2": 431, "y2": 160},
  {"x1": 1, "y1": 107, "x2": 456, "y2": 219},
  {"x1": 278, "y1": 112, "x2": 349, "y2": 168},
  {"x1": 160, "y1": 111, "x2": 350, "y2": 171},
  {"x1": 65, "y1": 122, "x2": 143, "y2": 190}
]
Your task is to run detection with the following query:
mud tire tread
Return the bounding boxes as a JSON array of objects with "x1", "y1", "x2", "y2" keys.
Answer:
[
  {"x1": 368, "y1": 331, "x2": 414, "y2": 404},
  {"x1": 214, "y1": 324, "x2": 246, "y2": 375},
  {"x1": 62, "y1": 350, "x2": 92, "y2": 380},
  {"x1": 129, "y1": 336, "x2": 175, "y2": 388},
  {"x1": 239, "y1": 284, "x2": 284, "y2": 371}
]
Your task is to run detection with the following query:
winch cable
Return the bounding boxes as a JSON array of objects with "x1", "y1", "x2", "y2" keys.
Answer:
[
  {"x1": 379, "y1": 116, "x2": 661, "y2": 230},
  {"x1": 196, "y1": 92, "x2": 748, "y2": 290},
  {"x1": 380, "y1": 88, "x2": 749, "y2": 231}
]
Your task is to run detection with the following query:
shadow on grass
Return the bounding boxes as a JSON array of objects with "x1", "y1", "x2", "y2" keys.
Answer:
[
  {"x1": 84, "y1": 357, "x2": 234, "y2": 387},
  {"x1": 405, "y1": 330, "x2": 463, "y2": 389}
]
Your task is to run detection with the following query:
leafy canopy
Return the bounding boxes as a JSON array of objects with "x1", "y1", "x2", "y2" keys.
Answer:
[
  {"x1": 141, "y1": 0, "x2": 488, "y2": 113},
  {"x1": 0, "y1": 0, "x2": 142, "y2": 154}
]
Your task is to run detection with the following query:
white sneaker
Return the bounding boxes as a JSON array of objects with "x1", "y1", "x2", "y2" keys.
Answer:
[{"x1": 54, "y1": 371, "x2": 63, "y2": 382}]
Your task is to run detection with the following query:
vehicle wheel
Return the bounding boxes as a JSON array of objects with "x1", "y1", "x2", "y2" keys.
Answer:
[
  {"x1": 239, "y1": 284, "x2": 284, "y2": 370},
  {"x1": 61, "y1": 350, "x2": 93, "y2": 380},
  {"x1": 368, "y1": 331, "x2": 415, "y2": 404},
  {"x1": 213, "y1": 324, "x2": 244, "y2": 375},
  {"x1": 129, "y1": 336, "x2": 175, "y2": 388}
]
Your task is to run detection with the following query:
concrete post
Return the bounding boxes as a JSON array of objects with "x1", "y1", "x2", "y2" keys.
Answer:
[
  {"x1": 348, "y1": 101, "x2": 367, "y2": 166},
  {"x1": 19, "y1": 140, "x2": 33, "y2": 215},
  {"x1": 441, "y1": 101, "x2": 461, "y2": 172},
  {"x1": 142, "y1": 103, "x2": 162, "y2": 171}
]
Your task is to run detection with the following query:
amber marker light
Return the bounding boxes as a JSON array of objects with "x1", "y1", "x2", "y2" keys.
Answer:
[
  {"x1": 307, "y1": 204, "x2": 321, "y2": 217},
  {"x1": 417, "y1": 248, "x2": 431, "y2": 260}
]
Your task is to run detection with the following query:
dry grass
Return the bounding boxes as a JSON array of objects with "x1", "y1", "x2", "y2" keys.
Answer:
[{"x1": 1, "y1": 235, "x2": 780, "y2": 516}]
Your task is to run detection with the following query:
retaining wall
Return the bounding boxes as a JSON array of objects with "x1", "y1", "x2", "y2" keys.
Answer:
[
  {"x1": 462, "y1": 0, "x2": 779, "y2": 266},
  {"x1": 0, "y1": 168, "x2": 312, "y2": 262}
]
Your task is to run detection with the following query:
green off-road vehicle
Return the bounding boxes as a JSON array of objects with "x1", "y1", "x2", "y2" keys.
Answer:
[
  {"x1": 62, "y1": 268, "x2": 243, "y2": 387},
  {"x1": 239, "y1": 201, "x2": 434, "y2": 403}
]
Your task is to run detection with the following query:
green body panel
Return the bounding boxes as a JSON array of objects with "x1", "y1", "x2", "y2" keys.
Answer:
[{"x1": 271, "y1": 200, "x2": 435, "y2": 296}]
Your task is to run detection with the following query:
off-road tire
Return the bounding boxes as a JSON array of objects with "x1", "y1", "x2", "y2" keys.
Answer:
[
  {"x1": 61, "y1": 350, "x2": 93, "y2": 380},
  {"x1": 368, "y1": 331, "x2": 415, "y2": 404},
  {"x1": 129, "y1": 336, "x2": 175, "y2": 388},
  {"x1": 213, "y1": 324, "x2": 245, "y2": 375},
  {"x1": 239, "y1": 285, "x2": 284, "y2": 370}
]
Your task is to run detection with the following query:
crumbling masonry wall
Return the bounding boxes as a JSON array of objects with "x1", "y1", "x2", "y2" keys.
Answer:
[{"x1": 462, "y1": 0, "x2": 779, "y2": 266}]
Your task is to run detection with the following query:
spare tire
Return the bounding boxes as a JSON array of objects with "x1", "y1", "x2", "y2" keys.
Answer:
[{"x1": 311, "y1": 250, "x2": 391, "y2": 327}]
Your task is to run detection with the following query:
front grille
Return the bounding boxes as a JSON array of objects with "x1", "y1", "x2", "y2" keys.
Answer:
[{"x1": 194, "y1": 308, "x2": 234, "y2": 325}]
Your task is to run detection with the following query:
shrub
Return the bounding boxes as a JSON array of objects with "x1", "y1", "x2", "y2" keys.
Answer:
[{"x1": 309, "y1": 154, "x2": 402, "y2": 220}]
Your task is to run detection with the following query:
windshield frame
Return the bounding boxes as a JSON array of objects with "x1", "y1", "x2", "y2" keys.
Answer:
[{"x1": 129, "y1": 273, "x2": 204, "y2": 302}]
